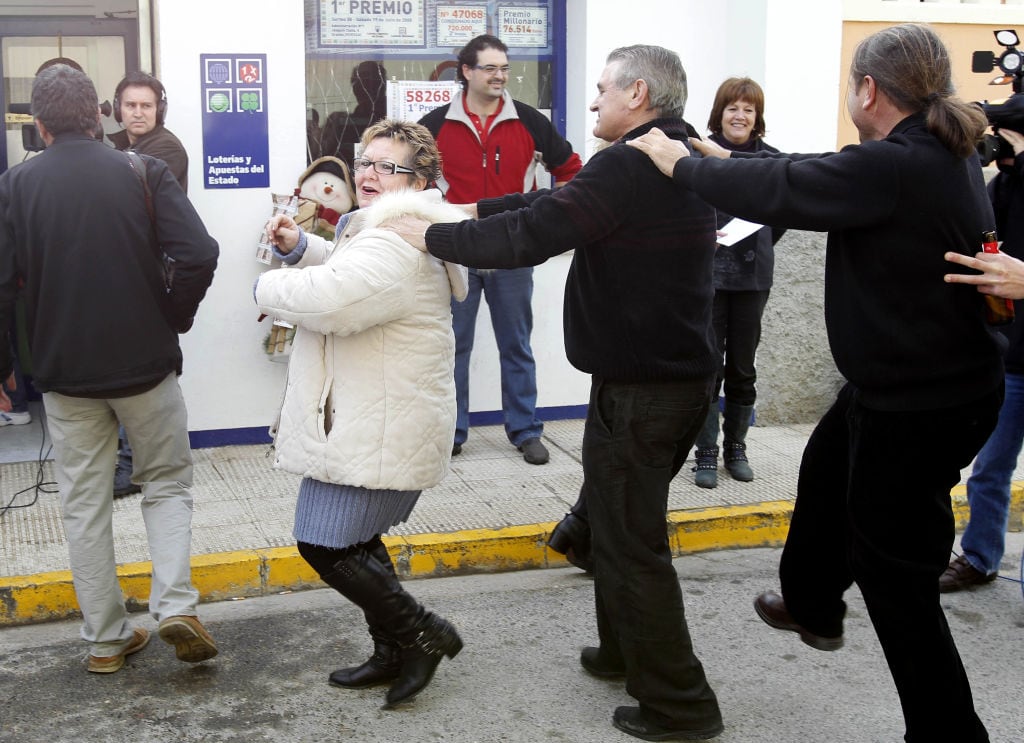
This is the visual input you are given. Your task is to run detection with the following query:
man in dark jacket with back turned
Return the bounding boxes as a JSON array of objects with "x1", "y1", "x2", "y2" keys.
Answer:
[
  {"x1": 399, "y1": 44, "x2": 724, "y2": 741},
  {"x1": 0, "y1": 64, "x2": 219, "y2": 674}
]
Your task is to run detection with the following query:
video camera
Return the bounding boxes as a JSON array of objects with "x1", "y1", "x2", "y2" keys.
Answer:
[
  {"x1": 7, "y1": 100, "x2": 112, "y2": 154},
  {"x1": 973, "y1": 29, "x2": 1024, "y2": 165}
]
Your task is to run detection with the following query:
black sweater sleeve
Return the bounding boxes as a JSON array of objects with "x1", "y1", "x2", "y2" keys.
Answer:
[
  {"x1": 672, "y1": 143, "x2": 899, "y2": 232},
  {"x1": 425, "y1": 145, "x2": 638, "y2": 268}
]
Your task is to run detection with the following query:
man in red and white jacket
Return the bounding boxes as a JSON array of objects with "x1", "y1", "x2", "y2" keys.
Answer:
[{"x1": 420, "y1": 34, "x2": 581, "y2": 465}]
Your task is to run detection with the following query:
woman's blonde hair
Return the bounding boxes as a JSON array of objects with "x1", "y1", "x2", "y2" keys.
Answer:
[{"x1": 361, "y1": 118, "x2": 442, "y2": 184}]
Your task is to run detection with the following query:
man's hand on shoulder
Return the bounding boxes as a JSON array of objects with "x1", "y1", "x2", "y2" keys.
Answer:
[
  {"x1": 383, "y1": 215, "x2": 432, "y2": 252},
  {"x1": 627, "y1": 127, "x2": 692, "y2": 177}
]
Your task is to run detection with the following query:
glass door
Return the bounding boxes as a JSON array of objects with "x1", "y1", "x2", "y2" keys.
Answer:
[{"x1": 1, "y1": 16, "x2": 138, "y2": 174}]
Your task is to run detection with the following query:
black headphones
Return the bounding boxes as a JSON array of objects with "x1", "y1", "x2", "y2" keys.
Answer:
[{"x1": 113, "y1": 71, "x2": 168, "y2": 126}]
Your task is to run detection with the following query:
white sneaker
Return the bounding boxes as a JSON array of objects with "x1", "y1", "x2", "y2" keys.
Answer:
[{"x1": 0, "y1": 410, "x2": 31, "y2": 426}]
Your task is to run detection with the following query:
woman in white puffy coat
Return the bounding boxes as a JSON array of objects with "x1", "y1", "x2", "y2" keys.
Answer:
[{"x1": 255, "y1": 120, "x2": 469, "y2": 709}]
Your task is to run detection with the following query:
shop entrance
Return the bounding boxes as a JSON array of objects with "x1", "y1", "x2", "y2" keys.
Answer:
[{"x1": 1, "y1": 13, "x2": 138, "y2": 174}]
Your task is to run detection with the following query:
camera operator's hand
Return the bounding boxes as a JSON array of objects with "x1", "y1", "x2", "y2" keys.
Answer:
[
  {"x1": 944, "y1": 249, "x2": 1024, "y2": 300},
  {"x1": 999, "y1": 127, "x2": 1024, "y2": 156}
]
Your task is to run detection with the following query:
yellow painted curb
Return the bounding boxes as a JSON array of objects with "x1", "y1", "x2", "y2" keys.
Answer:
[
  {"x1": 950, "y1": 482, "x2": 1024, "y2": 533},
  {"x1": 5, "y1": 484, "x2": 1017, "y2": 628}
]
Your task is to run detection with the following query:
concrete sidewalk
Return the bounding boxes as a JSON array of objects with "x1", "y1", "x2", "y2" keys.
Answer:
[{"x1": 2, "y1": 414, "x2": 1022, "y2": 625}]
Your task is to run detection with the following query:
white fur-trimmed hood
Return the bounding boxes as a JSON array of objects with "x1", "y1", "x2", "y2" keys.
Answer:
[{"x1": 351, "y1": 188, "x2": 471, "y2": 301}]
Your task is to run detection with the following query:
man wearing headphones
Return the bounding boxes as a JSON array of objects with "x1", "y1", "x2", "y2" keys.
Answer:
[
  {"x1": 109, "y1": 72, "x2": 189, "y2": 497},
  {"x1": 110, "y1": 71, "x2": 188, "y2": 193}
]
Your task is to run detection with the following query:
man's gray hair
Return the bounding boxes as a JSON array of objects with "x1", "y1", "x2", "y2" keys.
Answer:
[
  {"x1": 606, "y1": 45, "x2": 687, "y2": 119},
  {"x1": 31, "y1": 63, "x2": 99, "y2": 137}
]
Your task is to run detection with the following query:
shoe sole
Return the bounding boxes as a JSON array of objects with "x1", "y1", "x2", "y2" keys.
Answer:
[
  {"x1": 328, "y1": 673, "x2": 399, "y2": 689},
  {"x1": 158, "y1": 619, "x2": 218, "y2": 663},
  {"x1": 938, "y1": 572, "x2": 998, "y2": 593},
  {"x1": 87, "y1": 629, "x2": 150, "y2": 673},
  {"x1": 612, "y1": 717, "x2": 725, "y2": 741},
  {"x1": 754, "y1": 599, "x2": 843, "y2": 652}
]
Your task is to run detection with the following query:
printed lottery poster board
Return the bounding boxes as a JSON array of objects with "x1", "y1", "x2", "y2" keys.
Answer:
[
  {"x1": 387, "y1": 80, "x2": 463, "y2": 122},
  {"x1": 314, "y1": 1, "x2": 551, "y2": 51}
]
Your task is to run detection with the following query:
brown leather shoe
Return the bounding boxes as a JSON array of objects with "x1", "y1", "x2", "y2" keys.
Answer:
[
  {"x1": 939, "y1": 555, "x2": 997, "y2": 593},
  {"x1": 158, "y1": 615, "x2": 218, "y2": 663},
  {"x1": 754, "y1": 591, "x2": 843, "y2": 651},
  {"x1": 87, "y1": 628, "x2": 150, "y2": 673}
]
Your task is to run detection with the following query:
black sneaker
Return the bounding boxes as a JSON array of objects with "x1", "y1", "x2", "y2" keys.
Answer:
[
  {"x1": 113, "y1": 461, "x2": 141, "y2": 498},
  {"x1": 517, "y1": 437, "x2": 549, "y2": 465}
]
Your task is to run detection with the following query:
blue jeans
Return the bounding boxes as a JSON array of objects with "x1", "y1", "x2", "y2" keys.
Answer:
[
  {"x1": 452, "y1": 267, "x2": 542, "y2": 447},
  {"x1": 961, "y1": 371, "x2": 1024, "y2": 574}
]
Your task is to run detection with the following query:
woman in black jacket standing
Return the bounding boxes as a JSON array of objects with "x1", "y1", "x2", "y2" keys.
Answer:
[{"x1": 692, "y1": 78, "x2": 785, "y2": 488}]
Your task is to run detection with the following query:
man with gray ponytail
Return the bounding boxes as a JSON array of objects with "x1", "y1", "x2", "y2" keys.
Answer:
[{"x1": 631, "y1": 23, "x2": 1000, "y2": 743}]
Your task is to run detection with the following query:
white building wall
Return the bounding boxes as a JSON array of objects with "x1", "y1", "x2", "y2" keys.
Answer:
[
  {"x1": 153, "y1": 1, "x2": 308, "y2": 435},
  {"x1": 151, "y1": 0, "x2": 845, "y2": 438},
  {"x1": 149, "y1": 0, "x2": 1024, "y2": 438}
]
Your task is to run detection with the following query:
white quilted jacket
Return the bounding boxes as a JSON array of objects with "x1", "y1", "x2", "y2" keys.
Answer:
[{"x1": 256, "y1": 189, "x2": 469, "y2": 490}]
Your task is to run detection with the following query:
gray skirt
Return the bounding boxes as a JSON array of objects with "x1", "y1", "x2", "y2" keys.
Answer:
[{"x1": 292, "y1": 477, "x2": 421, "y2": 549}]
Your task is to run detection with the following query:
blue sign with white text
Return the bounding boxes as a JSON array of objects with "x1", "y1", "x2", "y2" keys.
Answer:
[{"x1": 200, "y1": 53, "x2": 269, "y2": 189}]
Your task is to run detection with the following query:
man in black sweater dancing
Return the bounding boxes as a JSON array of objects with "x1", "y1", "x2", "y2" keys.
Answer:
[
  {"x1": 631, "y1": 23, "x2": 1001, "y2": 743},
  {"x1": 398, "y1": 45, "x2": 723, "y2": 741}
]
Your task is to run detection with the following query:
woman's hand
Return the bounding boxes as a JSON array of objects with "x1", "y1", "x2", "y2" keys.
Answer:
[
  {"x1": 690, "y1": 136, "x2": 732, "y2": 160},
  {"x1": 944, "y1": 250, "x2": 1024, "y2": 300},
  {"x1": 266, "y1": 214, "x2": 300, "y2": 253}
]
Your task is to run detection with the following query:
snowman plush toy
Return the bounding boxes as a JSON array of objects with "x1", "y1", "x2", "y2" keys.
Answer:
[{"x1": 295, "y1": 156, "x2": 356, "y2": 240}]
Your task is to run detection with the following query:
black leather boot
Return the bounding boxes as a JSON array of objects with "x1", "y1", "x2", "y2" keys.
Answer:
[
  {"x1": 316, "y1": 545, "x2": 461, "y2": 708},
  {"x1": 306, "y1": 537, "x2": 403, "y2": 689},
  {"x1": 547, "y1": 507, "x2": 594, "y2": 572},
  {"x1": 722, "y1": 402, "x2": 756, "y2": 482},
  {"x1": 329, "y1": 635, "x2": 401, "y2": 688},
  {"x1": 385, "y1": 612, "x2": 463, "y2": 707}
]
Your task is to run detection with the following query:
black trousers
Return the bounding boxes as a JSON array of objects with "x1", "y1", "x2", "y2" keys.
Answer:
[
  {"x1": 583, "y1": 375, "x2": 722, "y2": 729},
  {"x1": 710, "y1": 289, "x2": 770, "y2": 405},
  {"x1": 781, "y1": 383, "x2": 1000, "y2": 743}
]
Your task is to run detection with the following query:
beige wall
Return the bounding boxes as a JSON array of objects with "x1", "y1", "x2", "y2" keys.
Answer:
[{"x1": 837, "y1": 22, "x2": 1018, "y2": 149}]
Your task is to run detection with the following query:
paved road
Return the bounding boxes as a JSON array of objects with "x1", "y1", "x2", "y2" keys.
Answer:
[{"x1": 2, "y1": 541, "x2": 1022, "y2": 743}]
